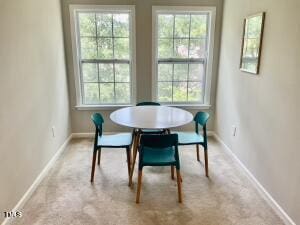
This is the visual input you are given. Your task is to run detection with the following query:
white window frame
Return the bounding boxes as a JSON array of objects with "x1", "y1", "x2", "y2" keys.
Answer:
[
  {"x1": 69, "y1": 5, "x2": 136, "y2": 110},
  {"x1": 152, "y1": 6, "x2": 216, "y2": 108}
]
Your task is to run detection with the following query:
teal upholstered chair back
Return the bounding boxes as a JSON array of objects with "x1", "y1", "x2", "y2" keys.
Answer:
[
  {"x1": 91, "y1": 113, "x2": 104, "y2": 137},
  {"x1": 140, "y1": 133, "x2": 178, "y2": 148},
  {"x1": 136, "y1": 102, "x2": 160, "y2": 106},
  {"x1": 194, "y1": 112, "x2": 210, "y2": 148},
  {"x1": 139, "y1": 134, "x2": 180, "y2": 169},
  {"x1": 194, "y1": 111, "x2": 209, "y2": 128}
]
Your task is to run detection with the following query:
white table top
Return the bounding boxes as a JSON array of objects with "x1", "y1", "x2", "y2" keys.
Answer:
[{"x1": 110, "y1": 106, "x2": 193, "y2": 129}]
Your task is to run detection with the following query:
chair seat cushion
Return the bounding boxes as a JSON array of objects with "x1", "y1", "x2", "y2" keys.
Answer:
[
  {"x1": 97, "y1": 133, "x2": 132, "y2": 147},
  {"x1": 142, "y1": 146, "x2": 176, "y2": 166},
  {"x1": 172, "y1": 131, "x2": 204, "y2": 145}
]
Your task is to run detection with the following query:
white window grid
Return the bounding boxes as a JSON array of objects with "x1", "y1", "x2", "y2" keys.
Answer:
[
  {"x1": 152, "y1": 6, "x2": 216, "y2": 106},
  {"x1": 69, "y1": 5, "x2": 136, "y2": 107}
]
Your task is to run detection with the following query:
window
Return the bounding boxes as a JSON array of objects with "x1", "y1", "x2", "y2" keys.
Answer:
[
  {"x1": 70, "y1": 5, "x2": 135, "y2": 107},
  {"x1": 152, "y1": 7, "x2": 215, "y2": 106}
]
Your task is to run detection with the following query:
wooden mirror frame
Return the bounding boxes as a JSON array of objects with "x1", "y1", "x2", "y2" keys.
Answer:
[{"x1": 240, "y1": 12, "x2": 265, "y2": 74}]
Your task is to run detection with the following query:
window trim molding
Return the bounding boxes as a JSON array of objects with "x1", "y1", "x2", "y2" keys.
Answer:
[
  {"x1": 151, "y1": 6, "x2": 216, "y2": 106},
  {"x1": 69, "y1": 4, "x2": 136, "y2": 108}
]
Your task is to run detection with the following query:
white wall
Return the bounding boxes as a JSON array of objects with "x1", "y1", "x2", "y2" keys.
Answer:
[
  {"x1": 61, "y1": 0, "x2": 223, "y2": 133},
  {"x1": 0, "y1": 0, "x2": 71, "y2": 222},
  {"x1": 215, "y1": 0, "x2": 300, "y2": 223}
]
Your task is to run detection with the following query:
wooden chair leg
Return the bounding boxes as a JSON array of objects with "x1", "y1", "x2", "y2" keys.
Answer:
[
  {"x1": 97, "y1": 148, "x2": 101, "y2": 165},
  {"x1": 129, "y1": 132, "x2": 140, "y2": 187},
  {"x1": 90, "y1": 150, "x2": 97, "y2": 182},
  {"x1": 196, "y1": 144, "x2": 200, "y2": 161},
  {"x1": 171, "y1": 165, "x2": 175, "y2": 180},
  {"x1": 130, "y1": 146, "x2": 138, "y2": 186},
  {"x1": 126, "y1": 147, "x2": 131, "y2": 179},
  {"x1": 176, "y1": 169, "x2": 182, "y2": 203},
  {"x1": 204, "y1": 149, "x2": 209, "y2": 177},
  {"x1": 136, "y1": 170, "x2": 143, "y2": 203}
]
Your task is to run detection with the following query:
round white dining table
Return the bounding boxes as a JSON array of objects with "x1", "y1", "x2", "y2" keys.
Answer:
[
  {"x1": 110, "y1": 106, "x2": 193, "y2": 129},
  {"x1": 110, "y1": 106, "x2": 193, "y2": 186}
]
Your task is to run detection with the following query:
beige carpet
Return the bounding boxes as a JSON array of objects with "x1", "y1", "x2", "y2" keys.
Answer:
[{"x1": 9, "y1": 137, "x2": 283, "y2": 225}]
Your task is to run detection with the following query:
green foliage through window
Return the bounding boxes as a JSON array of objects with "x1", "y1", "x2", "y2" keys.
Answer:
[
  {"x1": 77, "y1": 11, "x2": 132, "y2": 105},
  {"x1": 156, "y1": 12, "x2": 209, "y2": 103}
]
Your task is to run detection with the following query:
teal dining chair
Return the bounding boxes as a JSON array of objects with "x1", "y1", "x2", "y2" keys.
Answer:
[
  {"x1": 90, "y1": 113, "x2": 133, "y2": 183},
  {"x1": 172, "y1": 112, "x2": 210, "y2": 177},
  {"x1": 136, "y1": 134, "x2": 182, "y2": 203}
]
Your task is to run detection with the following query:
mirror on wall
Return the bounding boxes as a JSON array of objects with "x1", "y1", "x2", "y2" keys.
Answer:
[{"x1": 240, "y1": 12, "x2": 265, "y2": 74}]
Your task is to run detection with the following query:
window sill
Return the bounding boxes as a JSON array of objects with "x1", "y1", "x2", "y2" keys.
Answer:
[
  {"x1": 162, "y1": 104, "x2": 211, "y2": 110},
  {"x1": 75, "y1": 104, "x2": 211, "y2": 111},
  {"x1": 75, "y1": 105, "x2": 133, "y2": 111}
]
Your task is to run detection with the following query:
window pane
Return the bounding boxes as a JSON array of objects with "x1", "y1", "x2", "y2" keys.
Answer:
[
  {"x1": 82, "y1": 63, "x2": 98, "y2": 82},
  {"x1": 115, "y1": 83, "x2": 130, "y2": 103},
  {"x1": 113, "y1": 14, "x2": 129, "y2": 37},
  {"x1": 158, "y1": 82, "x2": 172, "y2": 102},
  {"x1": 100, "y1": 83, "x2": 114, "y2": 103},
  {"x1": 96, "y1": 13, "x2": 112, "y2": 37},
  {"x1": 189, "y1": 39, "x2": 206, "y2": 58},
  {"x1": 158, "y1": 15, "x2": 174, "y2": 38},
  {"x1": 80, "y1": 37, "x2": 97, "y2": 59},
  {"x1": 155, "y1": 11, "x2": 211, "y2": 105},
  {"x1": 97, "y1": 38, "x2": 113, "y2": 59},
  {"x1": 174, "y1": 15, "x2": 190, "y2": 38},
  {"x1": 174, "y1": 38, "x2": 189, "y2": 58},
  {"x1": 99, "y1": 63, "x2": 114, "y2": 82},
  {"x1": 84, "y1": 83, "x2": 99, "y2": 104},
  {"x1": 158, "y1": 64, "x2": 172, "y2": 81},
  {"x1": 190, "y1": 15, "x2": 207, "y2": 38},
  {"x1": 188, "y1": 82, "x2": 202, "y2": 102},
  {"x1": 189, "y1": 63, "x2": 204, "y2": 81},
  {"x1": 173, "y1": 82, "x2": 187, "y2": 102},
  {"x1": 79, "y1": 13, "x2": 96, "y2": 37},
  {"x1": 115, "y1": 64, "x2": 130, "y2": 82},
  {"x1": 158, "y1": 39, "x2": 173, "y2": 58},
  {"x1": 114, "y1": 38, "x2": 129, "y2": 59},
  {"x1": 173, "y1": 64, "x2": 188, "y2": 81},
  {"x1": 76, "y1": 9, "x2": 133, "y2": 106}
]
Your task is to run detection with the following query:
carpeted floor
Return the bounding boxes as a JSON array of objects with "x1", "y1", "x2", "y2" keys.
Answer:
[{"x1": 9, "y1": 137, "x2": 283, "y2": 225}]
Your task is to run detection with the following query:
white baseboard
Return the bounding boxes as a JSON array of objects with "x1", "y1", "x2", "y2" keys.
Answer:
[
  {"x1": 71, "y1": 132, "x2": 118, "y2": 138},
  {"x1": 72, "y1": 130, "x2": 215, "y2": 138},
  {"x1": 1, "y1": 134, "x2": 72, "y2": 225},
  {"x1": 212, "y1": 132, "x2": 296, "y2": 225}
]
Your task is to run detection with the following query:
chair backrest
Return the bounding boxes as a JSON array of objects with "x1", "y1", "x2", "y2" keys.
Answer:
[
  {"x1": 194, "y1": 112, "x2": 209, "y2": 147},
  {"x1": 136, "y1": 101, "x2": 160, "y2": 106},
  {"x1": 91, "y1": 113, "x2": 104, "y2": 137},
  {"x1": 139, "y1": 134, "x2": 180, "y2": 169},
  {"x1": 194, "y1": 111, "x2": 210, "y2": 127},
  {"x1": 140, "y1": 133, "x2": 178, "y2": 148}
]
